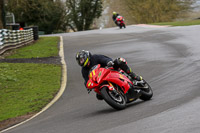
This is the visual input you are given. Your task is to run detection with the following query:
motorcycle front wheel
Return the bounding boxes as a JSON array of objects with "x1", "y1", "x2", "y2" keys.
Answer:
[{"x1": 101, "y1": 87, "x2": 126, "y2": 110}]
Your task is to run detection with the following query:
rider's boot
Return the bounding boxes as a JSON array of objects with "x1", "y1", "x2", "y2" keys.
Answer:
[
  {"x1": 129, "y1": 72, "x2": 145, "y2": 87},
  {"x1": 129, "y1": 72, "x2": 142, "y2": 81}
]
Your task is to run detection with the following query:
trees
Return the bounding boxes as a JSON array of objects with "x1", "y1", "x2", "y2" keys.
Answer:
[
  {"x1": 66, "y1": 0, "x2": 103, "y2": 31},
  {"x1": 6, "y1": 0, "x2": 103, "y2": 32},
  {"x1": 0, "y1": 0, "x2": 3, "y2": 29},
  {"x1": 2, "y1": 0, "x2": 197, "y2": 32},
  {"x1": 123, "y1": 0, "x2": 195, "y2": 23},
  {"x1": 6, "y1": 0, "x2": 66, "y2": 34},
  {"x1": 0, "y1": 0, "x2": 5, "y2": 29}
]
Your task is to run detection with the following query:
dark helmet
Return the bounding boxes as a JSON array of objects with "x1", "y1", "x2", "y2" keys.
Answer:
[{"x1": 76, "y1": 50, "x2": 91, "y2": 67}]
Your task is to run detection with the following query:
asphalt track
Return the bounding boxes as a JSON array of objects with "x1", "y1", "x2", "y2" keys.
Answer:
[{"x1": 3, "y1": 25, "x2": 200, "y2": 133}]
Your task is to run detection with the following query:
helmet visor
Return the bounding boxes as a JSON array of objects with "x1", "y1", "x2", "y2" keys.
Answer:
[{"x1": 79, "y1": 57, "x2": 85, "y2": 65}]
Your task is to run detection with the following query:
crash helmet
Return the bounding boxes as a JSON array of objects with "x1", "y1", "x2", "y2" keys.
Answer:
[
  {"x1": 113, "y1": 11, "x2": 117, "y2": 15},
  {"x1": 76, "y1": 50, "x2": 91, "y2": 67}
]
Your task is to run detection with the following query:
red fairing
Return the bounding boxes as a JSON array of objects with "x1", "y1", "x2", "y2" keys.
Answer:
[
  {"x1": 86, "y1": 78, "x2": 99, "y2": 89},
  {"x1": 116, "y1": 16, "x2": 123, "y2": 21},
  {"x1": 105, "y1": 71, "x2": 131, "y2": 94},
  {"x1": 86, "y1": 64, "x2": 133, "y2": 95},
  {"x1": 116, "y1": 16, "x2": 125, "y2": 24}
]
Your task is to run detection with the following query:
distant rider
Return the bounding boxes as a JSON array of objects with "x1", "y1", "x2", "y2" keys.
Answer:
[{"x1": 112, "y1": 11, "x2": 120, "y2": 26}]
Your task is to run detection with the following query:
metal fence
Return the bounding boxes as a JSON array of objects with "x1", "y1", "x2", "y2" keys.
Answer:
[{"x1": 0, "y1": 29, "x2": 34, "y2": 55}]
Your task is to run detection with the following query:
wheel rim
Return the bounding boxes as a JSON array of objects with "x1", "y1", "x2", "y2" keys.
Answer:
[{"x1": 108, "y1": 91, "x2": 124, "y2": 104}]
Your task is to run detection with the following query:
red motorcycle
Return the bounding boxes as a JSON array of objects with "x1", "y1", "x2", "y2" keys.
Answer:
[
  {"x1": 86, "y1": 64, "x2": 153, "y2": 110},
  {"x1": 116, "y1": 16, "x2": 126, "y2": 29}
]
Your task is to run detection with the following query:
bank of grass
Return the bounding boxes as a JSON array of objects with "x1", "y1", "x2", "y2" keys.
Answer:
[
  {"x1": 0, "y1": 63, "x2": 61, "y2": 121},
  {"x1": 151, "y1": 19, "x2": 200, "y2": 26},
  {"x1": 0, "y1": 37, "x2": 61, "y2": 123},
  {"x1": 7, "y1": 36, "x2": 59, "y2": 58}
]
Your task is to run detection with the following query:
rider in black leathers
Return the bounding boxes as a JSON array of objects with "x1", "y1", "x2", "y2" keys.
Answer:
[
  {"x1": 112, "y1": 11, "x2": 120, "y2": 26},
  {"x1": 76, "y1": 50, "x2": 143, "y2": 100}
]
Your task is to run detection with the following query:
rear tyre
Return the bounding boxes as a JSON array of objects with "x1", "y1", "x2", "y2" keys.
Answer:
[
  {"x1": 101, "y1": 87, "x2": 126, "y2": 110},
  {"x1": 139, "y1": 81, "x2": 153, "y2": 101}
]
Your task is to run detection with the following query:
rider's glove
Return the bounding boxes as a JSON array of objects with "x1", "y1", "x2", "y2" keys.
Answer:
[{"x1": 107, "y1": 61, "x2": 114, "y2": 67}]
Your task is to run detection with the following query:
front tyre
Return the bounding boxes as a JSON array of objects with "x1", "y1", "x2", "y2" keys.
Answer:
[{"x1": 101, "y1": 87, "x2": 126, "y2": 110}]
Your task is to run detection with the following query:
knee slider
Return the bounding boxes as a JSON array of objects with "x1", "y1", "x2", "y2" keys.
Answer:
[
  {"x1": 113, "y1": 58, "x2": 128, "y2": 70},
  {"x1": 117, "y1": 57, "x2": 127, "y2": 65}
]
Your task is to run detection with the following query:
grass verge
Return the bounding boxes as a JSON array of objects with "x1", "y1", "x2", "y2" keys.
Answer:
[
  {"x1": 6, "y1": 36, "x2": 59, "y2": 58},
  {"x1": 0, "y1": 36, "x2": 62, "y2": 127},
  {"x1": 151, "y1": 19, "x2": 200, "y2": 26},
  {"x1": 0, "y1": 63, "x2": 61, "y2": 121}
]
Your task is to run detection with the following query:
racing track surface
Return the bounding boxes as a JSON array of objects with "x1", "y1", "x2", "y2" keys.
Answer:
[{"x1": 4, "y1": 25, "x2": 200, "y2": 133}]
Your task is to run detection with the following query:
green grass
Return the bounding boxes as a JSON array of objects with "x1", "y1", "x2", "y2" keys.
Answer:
[
  {"x1": 6, "y1": 36, "x2": 60, "y2": 58},
  {"x1": 0, "y1": 63, "x2": 61, "y2": 121},
  {"x1": 151, "y1": 19, "x2": 200, "y2": 26},
  {"x1": 0, "y1": 36, "x2": 62, "y2": 122}
]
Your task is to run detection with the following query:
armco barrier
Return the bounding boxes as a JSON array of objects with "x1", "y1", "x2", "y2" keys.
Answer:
[{"x1": 0, "y1": 29, "x2": 34, "y2": 55}]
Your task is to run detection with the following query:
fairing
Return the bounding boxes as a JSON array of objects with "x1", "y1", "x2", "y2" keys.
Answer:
[{"x1": 86, "y1": 64, "x2": 133, "y2": 94}]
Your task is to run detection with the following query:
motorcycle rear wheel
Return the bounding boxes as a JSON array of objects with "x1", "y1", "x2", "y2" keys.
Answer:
[
  {"x1": 139, "y1": 81, "x2": 153, "y2": 101},
  {"x1": 123, "y1": 23, "x2": 126, "y2": 28},
  {"x1": 101, "y1": 87, "x2": 126, "y2": 110}
]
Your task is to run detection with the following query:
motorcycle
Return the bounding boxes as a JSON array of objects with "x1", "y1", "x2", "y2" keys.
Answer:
[
  {"x1": 116, "y1": 16, "x2": 126, "y2": 29},
  {"x1": 86, "y1": 64, "x2": 153, "y2": 110}
]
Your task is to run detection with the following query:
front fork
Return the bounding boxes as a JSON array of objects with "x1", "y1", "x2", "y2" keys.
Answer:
[
  {"x1": 108, "y1": 82, "x2": 120, "y2": 97},
  {"x1": 99, "y1": 82, "x2": 118, "y2": 94},
  {"x1": 106, "y1": 82, "x2": 127, "y2": 102}
]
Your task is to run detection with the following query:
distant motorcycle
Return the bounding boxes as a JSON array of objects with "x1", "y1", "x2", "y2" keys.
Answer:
[
  {"x1": 116, "y1": 16, "x2": 126, "y2": 29},
  {"x1": 86, "y1": 64, "x2": 153, "y2": 110}
]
